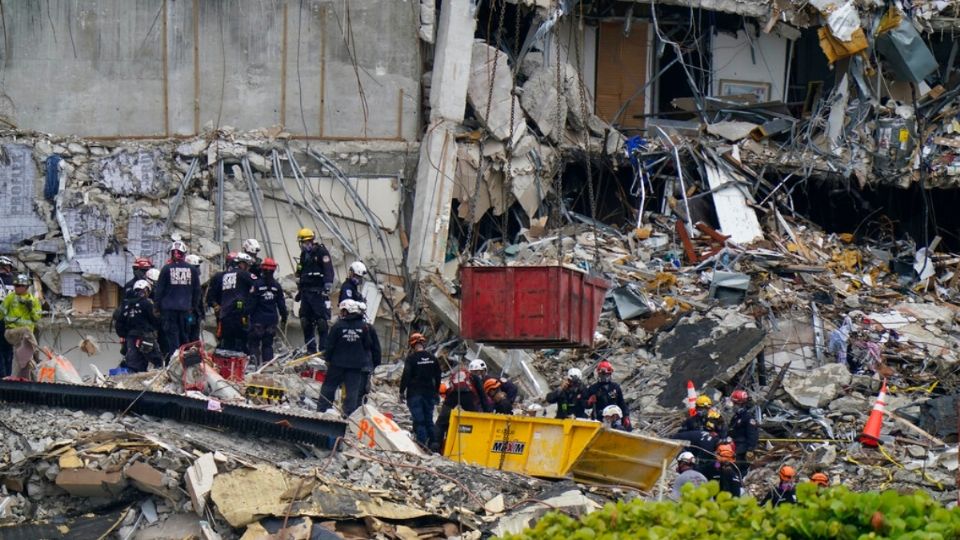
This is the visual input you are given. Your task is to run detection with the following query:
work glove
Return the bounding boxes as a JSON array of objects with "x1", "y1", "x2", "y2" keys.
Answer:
[
  {"x1": 622, "y1": 416, "x2": 632, "y2": 429},
  {"x1": 745, "y1": 451, "x2": 756, "y2": 461},
  {"x1": 294, "y1": 292, "x2": 301, "y2": 302},
  {"x1": 213, "y1": 304, "x2": 221, "y2": 317},
  {"x1": 587, "y1": 395, "x2": 597, "y2": 406},
  {"x1": 323, "y1": 283, "x2": 333, "y2": 294}
]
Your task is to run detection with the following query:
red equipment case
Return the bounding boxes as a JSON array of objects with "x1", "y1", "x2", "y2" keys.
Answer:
[{"x1": 459, "y1": 266, "x2": 610, "y2": 348}]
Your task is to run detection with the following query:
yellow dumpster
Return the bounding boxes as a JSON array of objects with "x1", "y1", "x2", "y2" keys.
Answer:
[{"x1": 443, "y1": 409, "x2": 686, "y2": 491}]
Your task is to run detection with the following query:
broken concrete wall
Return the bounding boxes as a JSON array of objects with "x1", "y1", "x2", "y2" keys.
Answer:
[{"x1": 0, "y1": 0, "x2": 420, "y2": 140}]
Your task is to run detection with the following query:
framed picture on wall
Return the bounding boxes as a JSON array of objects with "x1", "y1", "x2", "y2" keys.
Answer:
[{"x1": 718, "y1": 79, "x2": 771, "y2": 102}]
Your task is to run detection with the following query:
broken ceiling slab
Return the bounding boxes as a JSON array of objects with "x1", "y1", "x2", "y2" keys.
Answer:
[
  {"x1": 656, "y1": 317, "x2": 766, "y2": 407},
  {"x1": 468, "y1": 42, "x2": 526, "y2": 143},
  {"x1": 622, "y1": 0, "x2": 770, "y2": 18},
  {"x1": 706, "y1": 121, "x2": 760, "y2": 142},
  {"x1": 0, "y1": 144, "x2": 51, "y2": 252}
]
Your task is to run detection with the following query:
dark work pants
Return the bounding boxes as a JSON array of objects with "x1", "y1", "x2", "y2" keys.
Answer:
[
  {"x1": 299, "y1": 289, "x2": 329, "y2": 354},
  {"x1": 161, "y1": 310, "x2": 191, "y2": 358},
  {"x1": 318, "y1": 365, "x2": 363, "y2": 416},
  {"x1": 247, "y1": 322, "x2": 277, "y2": 367},
  {"x1": 0, "y1": 320, "x2": 10, "y2": 378},
  {"x1": 122, "y1": 336, "x2": 162, "y2": 372},
  {"x1": 407, "y1": 393, "x2": 437, "y2": 446},
  {"x1": 218, "y1": 313, "x2": 247, "y2": 352}
]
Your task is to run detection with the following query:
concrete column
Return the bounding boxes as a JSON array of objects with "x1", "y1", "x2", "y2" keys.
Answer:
[
  {"x1": 429, "y1": 0, "x2": 478, "y2": 123},
  {"x1": 408, "y1": 0, "x2": 477, "y2": 277},
  {"x1": 407, "y1": 121, "x2": 458, "y2": 276}
]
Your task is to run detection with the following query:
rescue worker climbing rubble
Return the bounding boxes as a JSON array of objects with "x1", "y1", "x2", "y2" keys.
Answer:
[
  {"x1": 682, "y1": 395, "x2": 713, "y2": 431},
  {"x1": 715, "y1": 438, "x2": 742, "y2": 496},
  {"x1": 294, "y1": 228, "x2": 334, "y2": 355},
  {"x1": 810, "y1": 470, "x2": 830, "y2": 489},
  {"x1": 585, "y1": 361, "x2": 630, "y2": 429},
  {"x1": 113, "y1": 280, "x2": 162, "y2": 373},
  {"x1": 399, "y1": 332, "x2": 442, "y2": 447},
  {"x1": 546, "y1": 367, "x2": 588, "y2": 419},
  {"x1": 1, "y1": 274, "x2": 41, "y2": 379},
  {"x1": 247, "y1": 257, "x2": 287, "y2": 368},
  {"x1": 339, "y1": 261, "x2": 367, "y2": 304},
  {"x1": 319, "y1": 299, "x2": 373, "y2": 417},
  {"x1": 468, "y1": 359, "x2": 494, "y2": 412},
  {"x1": 155, "y1": 241, "x2": 201, "y2": 354}
]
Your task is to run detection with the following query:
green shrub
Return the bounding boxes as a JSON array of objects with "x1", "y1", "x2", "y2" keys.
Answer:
[{"x1": 501, "y1": 482, "x2": 960, "y2": 540}]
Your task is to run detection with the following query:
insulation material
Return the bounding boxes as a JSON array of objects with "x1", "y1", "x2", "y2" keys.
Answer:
[
  {"x1": 0, "y1": 144, "x2": 51, "y2": 252},
  {"x1": 810, "y1": 0, "x2": 861, "y2": 42},
  {"x1": 703, "y1": 164, "x2": 763, "y2": 244}
]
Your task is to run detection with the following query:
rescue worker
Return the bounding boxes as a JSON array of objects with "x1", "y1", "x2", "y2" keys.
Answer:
[
  {"x1": 357, "y1": 302, "x2": 382, "y2": 405},
  {"x1": 809, "y1": 470, "x2": 829, "y2": 489},
  {"x1": 762, "y1": 465, "x2": 798, "y2": 506},
  {"x1": 601, "y1": 404, "x2": 631, "y2": 432},
  {"x1": 339, "y1": 261, "x2": 367, "y2": 304},
  {"x1": 671, "y1": 451, "x2": 708, "y2": 500},
  {"x1": 468, "y1": 359, "x2": 494, "y2": 412},
  {"x1": 585, "y1": 361, "x2": 630, "y2": 428},
  {"x1": 294, "y1": 228, "x2": 334, "y2": 354},
  {"x1": 672, "y1": 415, "x2": 720, "y2": 479},
  {"x1": 124, "y1": 257, "x2": 154, "y2": 296},
  {"x1": 247, "y1": 258, "x2": 287, "y2": 367},
  {"x1": 682, "y1": 395, "x2": 713, "y2": 431},
  {"x1": 155, "y1": 241, "x2": 201, "y2": 355},
  {"x1": 546, "y1": 367, "x2": 588, "y2": 419},
  {"x1": 715, "y1": 438, "x2": 742, "y2": 496},
  {"x1": 399, "y1": 332, "x2": 442, "y2": 447},
  {"x1": 484, "y1": 378, "x2": 514, "y2": 414},
  {"x1": 184, "y1": 254, "x2": 203, "y2": 342},
  {"x1": 208, "y1": 252, "x2": 256, "y2": 352},
  {"x1": 0, "y1": 256, "x2": 15, "y2": 378},
  {"x1": 241, "y1": 238, "x2": 262, "y2": 277},
  {"x1": 114, "y1": 280, "x2": 162, "y2": 373},
  {"x1": 433, "y1": 360, "x2": 484, "y2": 452},
  {"x1": 729, "y1": 389, "x2": 759, "y2": 474},
  {"x1": 1, "y1": 274, "x2": 42, "y2": 379},
  {"x1": 319, "y1": 300, "x2": 373, "y2": 416}
]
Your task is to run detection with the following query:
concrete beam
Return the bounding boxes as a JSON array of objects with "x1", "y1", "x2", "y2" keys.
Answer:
[
  {"x1": 623, "y1": 0, "x2": 771, "y2": 19},
  {"x1": 406, "y1": 121, "x2": 458, "y2": 276},
  {"x1": 430, "y1": 0, "x2": 479, "y2": 122}
]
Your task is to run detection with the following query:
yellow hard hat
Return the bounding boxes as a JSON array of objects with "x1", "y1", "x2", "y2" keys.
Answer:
[
  {"x1": 696, "y1": 395, "x2": 713, "y2": 408},
  {"x1": 297, "y1": 228, "x2": 315, "y2": 241},
  {"x1": 707, "y1": 408, "x2": 721, "y2": 419}
]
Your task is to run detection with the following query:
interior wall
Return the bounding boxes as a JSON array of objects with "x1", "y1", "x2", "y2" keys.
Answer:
[{"x1": 710, "y1": 24, "x2": 788, "y2": 102}]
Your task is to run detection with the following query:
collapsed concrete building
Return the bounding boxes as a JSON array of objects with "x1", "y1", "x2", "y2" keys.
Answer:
[{"x1": 3, "y1": 0, "x2": 960, "y2": 537}]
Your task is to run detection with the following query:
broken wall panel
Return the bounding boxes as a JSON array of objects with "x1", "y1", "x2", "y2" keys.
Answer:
[{"x1": 0, "y1": 144, "x2": 51, "y2": 253}]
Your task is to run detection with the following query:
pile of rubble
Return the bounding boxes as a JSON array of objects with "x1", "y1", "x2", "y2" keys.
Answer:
[{"x1": 0, "y1": 400, "x2": 612, "y2": 539}]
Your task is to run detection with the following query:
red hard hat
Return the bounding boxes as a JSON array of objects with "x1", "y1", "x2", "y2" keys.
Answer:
[
  {"x1": 261, "y1": 257, "x2": 278, "y2": 271},
  {"x1": 226, "y1": 252, "x2": 238, "y2": 262},
  {"x1": 731, "y1": 390, "x2": 749, "y2": 404},
  {"x1": 408, "y1": 332, "x2": 426, "y2": 347},
  {"x1": 596, "y1": 361, "x2": 614, "y2": 374},
  {"x1": 132, "y1": 257, "x2": 153, "y2": 270}
]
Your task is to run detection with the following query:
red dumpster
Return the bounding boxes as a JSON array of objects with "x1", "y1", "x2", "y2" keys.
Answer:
[{"x1": 460, "y1": 266, "x2": 610, "y2": 348}]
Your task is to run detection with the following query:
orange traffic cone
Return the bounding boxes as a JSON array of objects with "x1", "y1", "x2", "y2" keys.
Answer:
[
  {"x1": 859, "y1": 379, "x2": 888, "y2": 447},
  {"x1": 686, "y1": 380, "x2": 697, "y2": 417}
]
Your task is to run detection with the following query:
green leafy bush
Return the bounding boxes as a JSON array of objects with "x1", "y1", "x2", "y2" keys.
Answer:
[{"x1": 501, "y1": 482, "x2": 960, "y2": 540}]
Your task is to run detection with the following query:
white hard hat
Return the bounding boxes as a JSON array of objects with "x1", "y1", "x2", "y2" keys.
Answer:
[
  {"x1": 170, "y1": 240, "x2": 187, "y2": 253},
  {"x1": 235, "y1": 252, "x2": 254, "y2": 265},
  {"x1": 602, "y1": 405, "x2": 623, "y2": 418},
  {"x1": 341, "y1": 300, "x2": 365, "y2": 315},
  {"x1": 349, "y1": 261, "x2": 367, "y2": 277},
  {"x1": 468, "y1": 359, "x2": 487, "y2": 372},
  {"x1": 677, "y1": 451, "x2": 696, "y2": 464},
  {"x1": 133, "y1": 279, "x2": 151, "y2": 291},
  {"x1": 241, "y1": 238, "x2": 261, "y2": 254},
  {"x1": 567, "y1": 368, "x2": 583, "y2": 380},
  {"x1": 338, "y1": 299, "x2": 354, "y2": 312},
  {"x1": 145, "y1": 268, "x2": 160, "y2": 282},
  {"x1": 185, "y1": 254, "x2": 201, "y2": 266},
  {"x1": 0, "y1": 256, "x2": 13, "y2": 267},
  {"x1": 354, "y1": 302, "x2": 367, "y2": 314}
]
